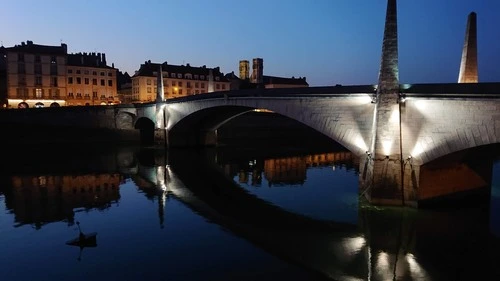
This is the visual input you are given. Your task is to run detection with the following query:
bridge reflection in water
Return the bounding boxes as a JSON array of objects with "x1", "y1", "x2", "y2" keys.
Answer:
[
  {"x1": 1, "y1": 145, "x2": 499, "y2": 280},
  {"x1": 135, "y1": 146, "x2": 500, "y2": 280}
]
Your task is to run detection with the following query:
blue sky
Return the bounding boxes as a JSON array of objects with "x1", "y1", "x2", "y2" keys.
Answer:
[{"x1": 2, "y1": 0, "x2": 499, "y2": 86}]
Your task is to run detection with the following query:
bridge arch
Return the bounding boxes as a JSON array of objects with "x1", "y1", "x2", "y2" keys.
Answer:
[
  {"x1": 116, "y1": 111, "x2": 136, "y2": 130},
  {"x1": 402, "y1": 98, "x2": 500, "y2": 165},
  {"x1": 168, "y1": 105, "x2": 253, "y2": 147},
  {"x1": 165, "y1": 92, "x2": 374, "y2": 155},
  {"x1": 166, "y1": 102, "x2": 366, "y2": 153},
  {"x1": 135, "y1": 117, "x2": 155, "y2": 146}
]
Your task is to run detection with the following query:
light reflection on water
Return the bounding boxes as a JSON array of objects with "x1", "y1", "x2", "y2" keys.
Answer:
[{"x1": 0, "y1": 145, "x2": 499, "y2": 280}]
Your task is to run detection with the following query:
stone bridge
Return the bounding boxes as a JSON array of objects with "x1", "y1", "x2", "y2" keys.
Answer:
[{"x1": 1, "y1": 0, "x2": 499, "y2": 206}]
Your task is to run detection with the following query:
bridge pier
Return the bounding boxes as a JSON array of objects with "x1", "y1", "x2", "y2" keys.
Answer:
[
  {"x1": 360, "y1": 0, "x2": 418, "y2": 206},
  {"x1": 360, "y1": 155, "x2": 419, "y2": 207}
]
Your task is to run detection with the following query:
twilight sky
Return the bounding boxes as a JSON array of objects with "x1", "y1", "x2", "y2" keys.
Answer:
[{"x1": 1, "y1": 0, "x2": 500, "y2": 86}]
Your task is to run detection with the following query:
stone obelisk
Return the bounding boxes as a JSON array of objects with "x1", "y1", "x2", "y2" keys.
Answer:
[
  {"x1": 156, "y1": 65, "x2": 165, "y2": 102},
  {"x1": 458, "y1": 12, "x2": 478, "y2": 83},
  {"x1": 376, "y1": 0, "x2": 399, "y2": 95},
  {"x1": 155, "y1": 65, "x2": 166, "y2": 145},
  {"x1": 362, "y1": 0, "x2": 406, "y2": 206}
]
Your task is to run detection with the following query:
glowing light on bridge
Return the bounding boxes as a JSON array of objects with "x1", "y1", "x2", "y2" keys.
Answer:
[
  {"x1": 156, "y1": 104, "x2": 166, "y2": 129},
  {"x1": 377, "y1": 252, "x2": 390, "y2": 270},
  {"x1": 414, "y1": 100, "x2": 429, "y2": 113},
  {"x1": 411, "y1": 140, "x2": 427, "y2": 158},
  {"x1": 406, "y1": 253, "x2": 428, "y2": 279},
  {"x1": 342, "y1": 236, "x2": 366, "y2": 255},
  {"x1": 354, "y1": 136, "x2": 368, "y2": 152},
  {"x1": 382, "y1": 139, "x2": 393, "y2": 156},
  {"x1": 253, "y1": 109, "x2": 273, "y2": 113},
  {"x1": 389, "y1": 108, "x2": 399, "y2": 123}
]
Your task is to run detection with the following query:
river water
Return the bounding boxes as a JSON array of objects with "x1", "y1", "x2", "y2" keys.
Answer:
[{"x1": 1, "y1": 141, "x2": 500, "y2": 280}]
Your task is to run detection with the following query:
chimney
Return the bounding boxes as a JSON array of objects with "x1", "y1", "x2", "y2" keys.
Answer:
[
  {"x1": 102, "y1": 53, "x2": 106, "y2": 65},
  {"x1": 112, "y1": 63, "x2": 114, "y2": 68},
  {"x1": 61, "y1": 43, "x2": 67, "y2": 53}
]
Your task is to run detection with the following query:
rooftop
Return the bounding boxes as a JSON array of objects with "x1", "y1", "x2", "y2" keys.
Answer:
[
  {"x1": 5, "y1": 41, "x2": 67, "y2": 55},
  {"x1": 67, "y1": 52, "x2": 113, "y2": 69},
  {"x1": 264, "y1": 75, "x2": 308, "y2": 86},
  {"x1": 133, "y1": 60, "x2": 229, "y2": 82}
]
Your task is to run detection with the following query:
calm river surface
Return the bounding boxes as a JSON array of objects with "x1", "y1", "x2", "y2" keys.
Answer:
[{"x1": 1, "y1": 142, "x2": 500, "y2": 281}]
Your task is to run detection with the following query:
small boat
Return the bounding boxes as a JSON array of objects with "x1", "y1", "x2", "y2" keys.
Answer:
[{"x1": 66, "y1": 222, "x2": 97, "y2": 248}]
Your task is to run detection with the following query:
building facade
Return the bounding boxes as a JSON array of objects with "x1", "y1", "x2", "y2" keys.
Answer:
[
  {"x1": 131, "y1": 61, "x2": 230, "y2": 102},
  {"x1": 0, "y1": 41, "x2": 118, "y2": 108},
  {"x1": 117, "y1": 71, "x2": 133, "y2": 104},
  {"x1": 2, "y1": 41, "x2": 67, "y2": 108},
  {"x1": 66, "y1": 52, "x2": 118, "y2": 106}
]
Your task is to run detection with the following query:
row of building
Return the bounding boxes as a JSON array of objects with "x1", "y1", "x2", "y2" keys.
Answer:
[{"x1": 0, "y1": 41, "x2": 308, "y2": 109}]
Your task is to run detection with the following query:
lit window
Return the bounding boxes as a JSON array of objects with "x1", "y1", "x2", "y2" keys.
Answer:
[{"x1": 35, "y1": 88, "x2": 42, "y2": 98}]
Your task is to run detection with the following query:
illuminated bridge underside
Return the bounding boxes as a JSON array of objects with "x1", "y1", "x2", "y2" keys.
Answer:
[{"x1": 164, "y1": 86, "x2": 377, "y2": 156}]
